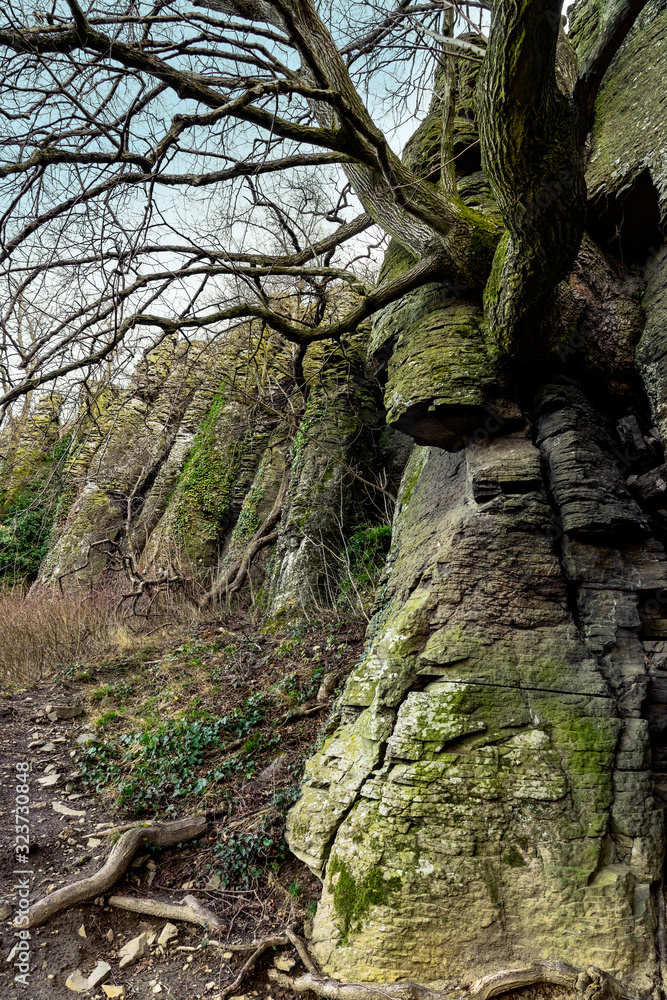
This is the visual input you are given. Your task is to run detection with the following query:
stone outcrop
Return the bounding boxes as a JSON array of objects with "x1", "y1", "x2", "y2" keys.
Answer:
[
  {"x1": 3, "y1": 328, "x2": 400, "y2": 611},
  {"x1": 285, "y1": 7, "x2": 667, "y2": 994},
  {"x1": 572, "y1": 2, "x2": 667, "y2": 262},
  {"x1": 287, "y1": 401, "x2": 665, "y2": 991},
  {"x1": 2, "y1": 2, "x2": 667, "y2": 996}
]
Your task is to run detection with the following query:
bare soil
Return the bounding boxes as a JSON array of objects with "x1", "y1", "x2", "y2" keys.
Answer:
[{"x1": 0, "y1": 614, "x2": 364, "y2": 999}]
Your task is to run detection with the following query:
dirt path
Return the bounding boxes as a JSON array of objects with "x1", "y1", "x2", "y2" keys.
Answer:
[{"x1": 0, "y1": 682, "x2": 317, "y2": 999}]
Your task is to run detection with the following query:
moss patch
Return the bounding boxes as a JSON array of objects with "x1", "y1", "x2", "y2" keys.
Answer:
[{"x1": 328, "y1": 854, "x2": 402, "y2": 944}]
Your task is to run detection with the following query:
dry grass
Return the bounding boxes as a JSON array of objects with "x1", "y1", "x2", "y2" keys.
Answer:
[{"x1": 0, "y1": 585, "x2": 191, "y2": 688}]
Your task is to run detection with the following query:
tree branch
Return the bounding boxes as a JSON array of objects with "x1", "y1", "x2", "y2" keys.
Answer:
[{"x1": 574, "y1": 0, "x2": 651, "y2": 128}]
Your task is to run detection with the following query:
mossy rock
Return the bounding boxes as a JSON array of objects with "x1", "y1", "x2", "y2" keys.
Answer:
[
  {"x1": 585, "y1": 8, "x2": 667, "y2": 262},
  {"x1": 288, "y1": 435, "x2": 663, "y2": 989}
]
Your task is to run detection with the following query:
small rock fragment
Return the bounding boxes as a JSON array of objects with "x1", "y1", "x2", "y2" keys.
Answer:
[
  {"x1": 77, "y1": 924, "x2": 87, "y2": 938},
  {"x1": 273, "y1": 955, "x2": 295, "y2": 972},
  {"x1": 37, "y1": 773, "x2": 60, "y2": 787},
  {"x1": 0, "y1": 901, "x2": 12, "y2": 920},
  {"x1": 87, "y1": 961, "x2": 112, "y2": 988},
  {"x1": 65, "y1": 969, "x2": 90, "y2": 992},
  {"x1": 205, "y1": 874, "x2": 221, "y2": 890},
  {"x1": 118, "y1": 931, "x2": 147, "y2": 969},
  {"x1": 106, "y1": 929, "x2": 114, "y2": 943},
  {"x1": 86, "y1": 838, "x2": 102, "y2": 848},
  {"x1": 75, "y1": 732, "x2": 96, "y2": 745},
  {"x1": 45, "y1": 704, "x2": 83, "y2": 720},
  {"x1": 157, "y1": 922, "x2": 178, "y2": 948},
  {"x1": 102, "y1": 987, "x2": 126, "y2": 999},
  {"x1": 53, "y1": 802, "x2": 86, "y2": 817}
]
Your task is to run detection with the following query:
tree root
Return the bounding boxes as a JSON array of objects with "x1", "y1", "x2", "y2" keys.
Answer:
[
  {"x1": 108, "y1": 892, "x2": 224, "y2": 932},
  {"x1": 19, "y1": 815, "x2": 206, "y2": 928},
  {"x1": 285, "y1": 927, "x2": 320, "y2": 975},
  {"x1": 291, "y1": 962, "x2": 641, "y2": 1000},
  {"x1": 203, "y1": 463, "x2": 291, "y2": 607},
  {"x1": 218, "y1": 934, "x2": 292, "y2": 1000},
  {"x1": 291, "y1": 975, "x2": 454, "y2": 1000}
]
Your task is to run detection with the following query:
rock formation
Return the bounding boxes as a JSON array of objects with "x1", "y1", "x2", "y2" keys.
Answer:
[{"x1": 1, "y1": 0, "x2": 667, "y2": 994}]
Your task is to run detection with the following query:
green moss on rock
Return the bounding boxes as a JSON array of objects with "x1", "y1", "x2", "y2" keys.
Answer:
[{"x1": 328, "y1": 854, "x2": 402, "y2": 944}]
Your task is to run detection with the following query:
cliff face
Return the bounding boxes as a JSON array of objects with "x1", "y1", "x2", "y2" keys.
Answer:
[
  {"x1": 285, "y1": 8, "x2": 667, "y2": 993},
  {"x1": 0, "y1": 326, "x2": 402, "y2": 619},
  {"x1": 2, "y1": 3, "x2": 667, "y2": 995}
]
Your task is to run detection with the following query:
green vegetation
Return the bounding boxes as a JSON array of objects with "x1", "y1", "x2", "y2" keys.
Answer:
[
  {"x1": 0, "y1": 433, "x2": 75, "y2": 583},
  {"x1": 0, "y1": 488, "x2": 59, "y2": 580},
  {"x1": 80, "y1": 694, "x2": 268, "y2": 811},
  {"x1": 172, "y1": 393, "x2": 241, "y2": 540},
  {"x1": 328, "y1": 854, "x2": 402, "y2": 945},
  {"x1": 338, "y1": 523, "x2": 392, "y2": 605},
  {"x1": 214, "y1": 817, "x2": 287, "y2": 889}
]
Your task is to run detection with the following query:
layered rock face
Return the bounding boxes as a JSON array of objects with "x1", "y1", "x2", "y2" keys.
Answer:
[
  {"x1": 287, "y1": 5, "x2": 667, "y2": 992},
  {"x1": 2, "y1": 0, "x2": 667, "y2": 991},
  {"x1": 1, "y1": 330, "x2": 398, "y2": 617},
  {"x1": 288, "y1": 400, "x2": 665, "y2": 989}
]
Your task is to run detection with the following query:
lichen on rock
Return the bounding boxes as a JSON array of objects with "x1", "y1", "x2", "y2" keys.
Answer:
[{"x1": 288, "y1": 420, "x2": 664, "y2": 991}]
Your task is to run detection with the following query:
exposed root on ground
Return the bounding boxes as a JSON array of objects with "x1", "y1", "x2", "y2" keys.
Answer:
[
  {"x1": 290, "y1": 962, "x2": 640, "y2": 1000},
  {"x1": 108, "y1": 892, "x2": 224, "y2": 932},
  {"x1": 218, "y1": 933, "x2": 292, "y2": 1000},
  {"x1": 19, "y1": 815, "x2": 206, "y2": 928}
]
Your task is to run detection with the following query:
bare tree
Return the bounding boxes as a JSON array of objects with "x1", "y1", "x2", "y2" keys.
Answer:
[{"x1": 0, "y1": 0, "x2": 643, "y2": 414}]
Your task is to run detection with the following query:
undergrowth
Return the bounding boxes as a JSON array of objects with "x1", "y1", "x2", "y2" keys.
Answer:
[
  {"x1": 80, "y1": 694, "x2": 273, "y2": 812},
  {"x1": 214, "y1": 816, "x2": 288, "y2": 889},
  {"x1": 74, "y1": 614, "x2": 364, "y2": 826},
  {"x1": 336, "y1": 522, "x2": 392, "y2": 612},
  {"x1": 0, "y1": 586, "x2": 195, "y2": 688}
]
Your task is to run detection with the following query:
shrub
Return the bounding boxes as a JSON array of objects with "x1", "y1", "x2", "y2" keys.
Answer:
[
  {"x1": 0, "y1": 587, "x2": 130, "y2": 687},
  {"x1": 0, "y1": 489, "x2": 58, "y2": 582},
  {"x1": 337, "y1": 523, "x2": 392, "y2": 609}
]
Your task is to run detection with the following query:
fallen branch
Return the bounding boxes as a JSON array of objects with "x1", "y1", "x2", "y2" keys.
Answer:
[
  {"x1": 281, "y1": 701, "x2": 331, "y2": 722},
  {"x1": 225, "y1": 805, "x2": 280, "y2": 831},
  {"x1": 108, "y1": 892, "x2": 224, "y2": 932},
  {"x1": 19, "y1": 816, "x2": 206, "y2": 928},
  {"x1": 207, "y1": 937, "x2": 289, "y2": 951}
]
